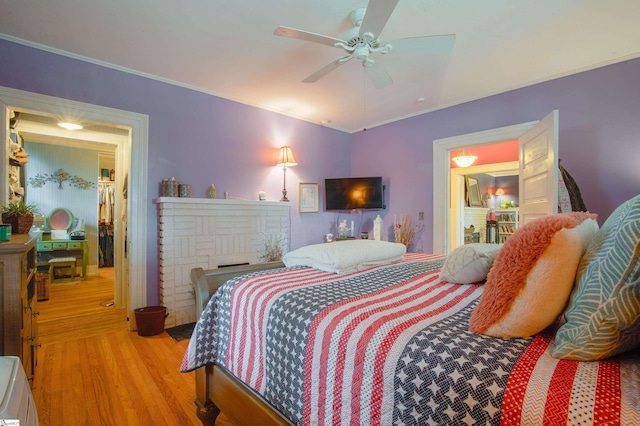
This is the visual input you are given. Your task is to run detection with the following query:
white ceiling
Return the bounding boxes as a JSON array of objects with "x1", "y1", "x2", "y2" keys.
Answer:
[{"x1": 1, "y1": 0, "x2": 639, "y2": 133}]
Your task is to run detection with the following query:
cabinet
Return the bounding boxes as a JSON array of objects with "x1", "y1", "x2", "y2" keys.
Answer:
[
  {"x1": 495, "y1": 208, "x2": 519, "y2": 243},
  {"x1": 8, "y1": 120, "x2": 27, "y2": 203},
  {"x1": 0, "y1": 233, "x2": 40, "y2": 382}
]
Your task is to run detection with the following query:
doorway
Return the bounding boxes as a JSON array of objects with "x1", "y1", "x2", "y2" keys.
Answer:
[
  {"x1": 0, "y1": 86, "x2": 149, "y2": 327},
  {"x1": 449, "y1": 161, "x2": 519, "y2": 251},
  {"x1": 433, "y1": 111, "x2": 559, "y2": 255}
]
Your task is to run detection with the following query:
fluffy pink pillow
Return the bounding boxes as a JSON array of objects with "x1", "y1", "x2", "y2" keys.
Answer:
[{"x1": 469, "y1": 212, "x2": 598, "y2": 339}]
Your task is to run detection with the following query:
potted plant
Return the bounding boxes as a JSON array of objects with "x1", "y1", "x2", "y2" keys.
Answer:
[{"x1": 1, "y1": 199, "x2": 40, "y2": 234}]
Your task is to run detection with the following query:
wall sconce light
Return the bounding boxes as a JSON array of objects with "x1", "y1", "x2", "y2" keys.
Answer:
[
  {"x1": 276, "y1": 146, "x2": 297, "y2": 202},
  {"x1": 452, "y1": 150, "x2": 478, "y2": 168}
]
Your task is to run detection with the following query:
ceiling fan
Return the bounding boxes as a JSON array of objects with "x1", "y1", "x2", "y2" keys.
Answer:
[{"x1": 274, "y1": 0, "x2": 455, "y2": 89}]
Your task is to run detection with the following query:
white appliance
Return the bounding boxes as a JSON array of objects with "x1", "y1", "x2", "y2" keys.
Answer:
[{"x1": 0, "y1": 357, "x2": 38, "y2": 425}]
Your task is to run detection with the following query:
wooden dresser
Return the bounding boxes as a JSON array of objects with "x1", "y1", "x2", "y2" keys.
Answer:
[{"x1": 0, "y1": 232, "x2": 40, "y2": 382}]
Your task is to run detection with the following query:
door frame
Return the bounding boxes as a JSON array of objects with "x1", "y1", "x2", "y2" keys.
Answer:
[
  {"x1": 432, "y1": 121, "x2": 537, "y2": 255},
  {"x1": 0, "y1": 86, "x2": 148, "y2": 325}
]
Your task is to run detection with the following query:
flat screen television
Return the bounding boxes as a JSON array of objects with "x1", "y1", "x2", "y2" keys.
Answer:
[{"x1": 324, "y1": 176, "x2": 384, "y2": 211}]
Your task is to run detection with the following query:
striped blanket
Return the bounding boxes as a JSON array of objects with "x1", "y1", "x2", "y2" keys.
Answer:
[{"x1": 181, "y1": 254, "x2": 640, "y2": 425}]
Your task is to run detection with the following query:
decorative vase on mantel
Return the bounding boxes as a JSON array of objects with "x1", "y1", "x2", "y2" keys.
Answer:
[{"x1": 1, "y1": 213, "x2": 34, "y2": 234}]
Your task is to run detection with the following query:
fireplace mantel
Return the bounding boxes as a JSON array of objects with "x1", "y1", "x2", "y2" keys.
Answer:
[
  {"x1": 156, "y1": 197, "x2": 289, "y2": 207},
  {"x1": 156, "y1": 197, "x2": 290, "y2": 327}
]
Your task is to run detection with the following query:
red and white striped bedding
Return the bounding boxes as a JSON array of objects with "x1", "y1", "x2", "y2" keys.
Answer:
[{"x1": 182, "y1": 254, "x2": 640, "y2": 425}]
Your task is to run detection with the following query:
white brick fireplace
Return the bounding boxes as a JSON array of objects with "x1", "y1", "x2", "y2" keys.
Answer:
[{"x1": 156, "y1": 198, "x2": 290, "y2": 327}]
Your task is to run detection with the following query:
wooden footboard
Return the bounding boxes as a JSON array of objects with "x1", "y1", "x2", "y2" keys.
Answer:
[{"x1": 190, "y1": 262, "x2": 292, "y2": 426}]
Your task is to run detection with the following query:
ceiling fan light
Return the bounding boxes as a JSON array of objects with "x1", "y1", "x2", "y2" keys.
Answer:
[
  {"x1": 452, "y1": 154, "x2": 477, "y2": 168},
  {"x1": 354, "y1": 46, "x2": 369, "y2": 61}
]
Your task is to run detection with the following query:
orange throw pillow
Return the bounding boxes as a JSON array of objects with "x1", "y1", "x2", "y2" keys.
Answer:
[{"x1": 469, "y1": 212, "x2": 598, "y2": 339}]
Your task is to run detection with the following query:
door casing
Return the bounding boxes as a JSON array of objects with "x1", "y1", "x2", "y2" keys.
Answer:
[
  {"x1": 433, "y1": 121, "x2": 538, "y2": 255},
  {"x1": 0, "y1": 86, "x2": 148, "y2": 327}
]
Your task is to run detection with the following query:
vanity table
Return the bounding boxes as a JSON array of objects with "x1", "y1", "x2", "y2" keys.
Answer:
[
  {"x1": 36, "y1": 239, "x2": 87, "y2": 279},
  {"x1": 35, "y1": 207, "x2": 87, "y2": 279}
]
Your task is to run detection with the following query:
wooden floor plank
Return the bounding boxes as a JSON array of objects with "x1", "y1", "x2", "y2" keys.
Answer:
[
  {"x1": 31, "y1": 267, "x2": 232, "y2": 426},
  {"x1": 76, "y1": 338, "x2": 104, "y2": 426}
]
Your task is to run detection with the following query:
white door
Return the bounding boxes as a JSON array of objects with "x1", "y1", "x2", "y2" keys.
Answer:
[{"x1": 518, "y1": 110, "x2": 559, "y2": 225}]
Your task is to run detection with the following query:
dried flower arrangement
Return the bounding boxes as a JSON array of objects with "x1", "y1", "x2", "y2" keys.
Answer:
[
  {"x1": 394, "y1": 214, "x2": 424, "y2": 249},
  {"x1": 259, "y1": 234, "x2": 286, "y2": 262}
]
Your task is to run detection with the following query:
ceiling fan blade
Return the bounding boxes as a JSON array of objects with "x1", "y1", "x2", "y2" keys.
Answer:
[
  {"x1": 387, "y1": 34, "x2": 456, "y2": 55},
  {"x1": 274, "y1": 26, "x2": 344, "y2": 48},
  {"x1": 364, "y1": 62, "x2": 393, "y2": 89},
  {"x1": 359, "y1": 0, "x2": 399, "y2": 38},
  {"x1": 301, "y1": 58, "x2": 348, "y2": 83}
]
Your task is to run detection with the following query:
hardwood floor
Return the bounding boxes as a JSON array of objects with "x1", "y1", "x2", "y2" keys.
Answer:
[{"x1": 31, "y1": 267, "x2": 232, "y2": 425}]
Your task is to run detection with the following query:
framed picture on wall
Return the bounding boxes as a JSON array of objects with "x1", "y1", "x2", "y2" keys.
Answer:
[
  {"x1": 298, "y1": 182, "x2": 319, "y2": 213},
  {"x1": 465, "y1": 176, "x2": 483, "y2": 207}
]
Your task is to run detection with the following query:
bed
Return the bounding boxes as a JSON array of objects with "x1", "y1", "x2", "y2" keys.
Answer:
[{"x1": 182, "y1": 198, "x2": 640, "y2": 425}]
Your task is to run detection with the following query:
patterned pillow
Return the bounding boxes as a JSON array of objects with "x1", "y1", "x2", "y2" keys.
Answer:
[
  {"x1": 440, "y1": 243, "x2": 502, "y2": 284},
  {"x1": 469, "y1": 212, "x2": 599, "y2": 339},
  {"x1": 552, "y1": 195, "x2": 640, "y2": 360}
]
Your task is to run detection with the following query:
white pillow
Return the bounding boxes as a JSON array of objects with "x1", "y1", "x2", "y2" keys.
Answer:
[
  {"x1": 439, "y1": 243, "x2": 502, "y2": 284},
  {"x1": 283, "y1": 240, "x2": 406, "y2": 274}
]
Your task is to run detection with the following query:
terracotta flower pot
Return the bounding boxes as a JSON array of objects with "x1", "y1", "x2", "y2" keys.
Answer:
[{"x1": 1, "y1": 213, "x2": 34, "y2": 234}]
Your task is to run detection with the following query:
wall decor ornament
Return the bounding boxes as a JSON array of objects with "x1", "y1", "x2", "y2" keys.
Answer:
[{"x1": 28, "y1": 168, "x2": 96, "y2": 190}]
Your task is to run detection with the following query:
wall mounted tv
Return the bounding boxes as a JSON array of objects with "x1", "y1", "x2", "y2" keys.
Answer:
[{"x1": 324, "y1": 176, "x2": 385, "y2": 211}]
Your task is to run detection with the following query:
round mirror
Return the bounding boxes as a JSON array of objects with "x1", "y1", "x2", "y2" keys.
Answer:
[{"x1": 47, "y1": 208, "x2": 74, "y2": 230}]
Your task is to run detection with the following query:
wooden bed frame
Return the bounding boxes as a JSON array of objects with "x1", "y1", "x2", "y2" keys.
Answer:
[{"x1": 190, "y1": 262, "x2": 293, "y2": 426}]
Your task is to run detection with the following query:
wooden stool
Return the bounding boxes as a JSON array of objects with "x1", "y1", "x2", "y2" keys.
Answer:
[{"x1": 49, "y1": 257, "x2": 77, "y2": 284}]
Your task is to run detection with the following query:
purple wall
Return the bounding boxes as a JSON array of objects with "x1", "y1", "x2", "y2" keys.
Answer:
[
  {"x1": 2, "y1": 38, "x2": 639, "y2": 302},
  {"x1": 0, "y1": 39, "x2": 351, "y2": 304},
  {"x1": 353, "y1": 58, "x2": 640, "y2": 252}
]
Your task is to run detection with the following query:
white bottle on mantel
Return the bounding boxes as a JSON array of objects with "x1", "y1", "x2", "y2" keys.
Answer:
[{"x1": 373, "y1": 215, "x2": 382, "y2": 241}]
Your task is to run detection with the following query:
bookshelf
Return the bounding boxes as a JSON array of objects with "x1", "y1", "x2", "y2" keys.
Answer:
[{"x1": 495, "y1": 208, "x2": 519, "y2": 243}]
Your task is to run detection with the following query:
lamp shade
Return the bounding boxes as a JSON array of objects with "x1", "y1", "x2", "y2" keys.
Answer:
[
  {"x1": 495, "y1": 188, "x2": 505, "y2": 196},
  {"x1": 277, "y1": 146, "x2": 297, "y2": 167}
]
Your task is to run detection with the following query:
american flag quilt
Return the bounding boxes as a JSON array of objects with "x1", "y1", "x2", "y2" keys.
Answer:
[{"x1": 181, "y1": 254, "x2": 640, "y2": 425}]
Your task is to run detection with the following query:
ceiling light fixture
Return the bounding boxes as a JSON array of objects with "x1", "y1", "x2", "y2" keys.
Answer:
[
  {"x1": 58, "y1": 122, "x2": 83, "y2": 130},
  {"x1": 452, "y1": 150, "x2": 477, "y2": 168}
]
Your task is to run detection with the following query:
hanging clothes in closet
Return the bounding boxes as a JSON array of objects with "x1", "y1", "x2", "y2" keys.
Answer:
[
  {"x1": 99, "y1": 223, "x2": 114, "y2": 267},
  {"x1": 99, "y1": 182, "x2": 115, "y2": 223},
  {"x1": 98, "y1": 182, "x2": 115, "y2": 267}
]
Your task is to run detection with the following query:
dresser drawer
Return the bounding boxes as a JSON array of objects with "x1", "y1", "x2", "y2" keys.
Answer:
[
  {"x1": 52, "y1": 242, "x2": 68, "y2": 250},
  {"x1": 37, "y1": 242, "x2": 53, "y2": 251},
  {"x1": 67, "y1": 242, "x2": 82, "y2": 250}
]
